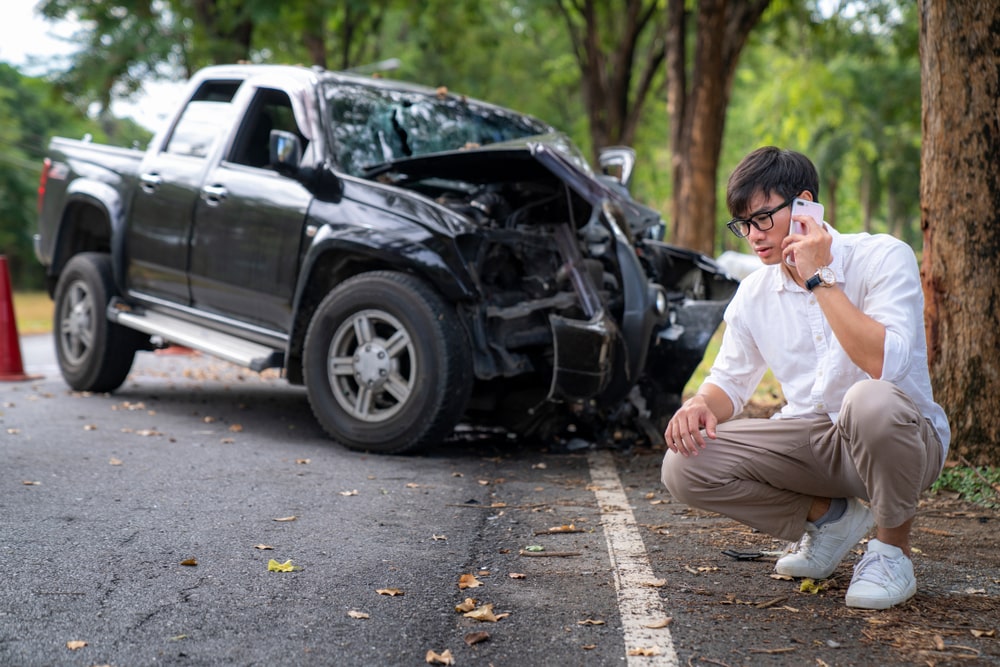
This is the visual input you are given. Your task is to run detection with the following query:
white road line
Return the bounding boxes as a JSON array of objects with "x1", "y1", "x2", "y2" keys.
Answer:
[{"x1": 588, "y1": 449, "x2": 678, "y2": 667}]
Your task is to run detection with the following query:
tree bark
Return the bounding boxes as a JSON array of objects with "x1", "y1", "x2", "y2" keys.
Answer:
[
  {"x1": 920, "y1": 0, "x2": 1000, "y2": 464},
  {"x1": 667, "y1": 0, "x2": 769, "y2": 255}
]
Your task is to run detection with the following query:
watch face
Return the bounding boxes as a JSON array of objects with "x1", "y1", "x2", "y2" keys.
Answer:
[{"x1": 819, "y1": 267, "x2": 836, "y2": 285}]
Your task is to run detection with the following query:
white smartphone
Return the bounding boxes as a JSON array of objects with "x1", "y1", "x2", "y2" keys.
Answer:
[{"x1": 785, "y1": 198, "x2": 824, "y2": 266}]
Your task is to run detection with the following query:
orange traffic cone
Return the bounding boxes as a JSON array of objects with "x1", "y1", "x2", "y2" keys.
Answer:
[{"x1": 0, "y1": 255, "x2": 43, "y2": 381}]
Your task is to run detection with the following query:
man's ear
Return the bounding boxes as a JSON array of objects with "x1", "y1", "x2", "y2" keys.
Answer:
[{"x1": 798, "y1": 190, "x2": 814, "y2": 202}]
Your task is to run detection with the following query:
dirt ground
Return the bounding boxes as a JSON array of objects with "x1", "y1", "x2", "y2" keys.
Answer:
[{"x1": 616, "y1": 441, "x2": 1000, "y2": 667}]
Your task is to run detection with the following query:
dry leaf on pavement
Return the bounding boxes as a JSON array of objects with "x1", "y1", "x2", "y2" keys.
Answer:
[
  {"x1": 347, "y1": 610, "x2": 370, "y2": 619},
  {"x1": 376, "y1": 588, "x2": 404, "y2": 596},
  {"x1": 454, "y1": 597, "x2": 477, "y2": 612},
  {"x1": 425, "y1": 648, "x2": 454, "y2": 665},
  {"x1": 464, "y1": 631, "x2": 490, "y2": 645},
  {"x1": 628, "y1": 646, "x2": 661, "y2": 656},
  {"x1": 458, "y1": 573, "x2": 483, "y2": 589},
  {"x1": 463, "y1": 603, "x2": 510, "y2": 622},
  {"x1": 66, "y1": 640, "x2": 87, "y2": 650},
  {"x1": 267, "y1": 559, "x2": 302, "y2": 572}
]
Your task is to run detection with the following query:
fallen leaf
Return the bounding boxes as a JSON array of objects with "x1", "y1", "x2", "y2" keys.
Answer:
[
  {"x1": 109, "y1": 458, "x2": 123, "y2": 466},
  {"x1": 84, "y1": 424, "x2": 97, "y2": 431},
  {"x1": 273, "y1": 516, "x2": 297, "y2": 522},
  {"x1": 463, "y1": 603, "x2": 509, "y2": 622},
  {"x1": 406, "y1": 482, "x2": 421, "y2": 488},
  {"x1": 642, "y1": 618, "x2": 673, "y2": 629},
  {"x1": 339, "y1": 490, "x2": 359, "y2": 496},
  {"x1": 799, "y1": 578, "x2": 826, "y2": 594},
  {"x1": 66, "y1": 640, "x2": 87, "y2": 650},
  {"x1": 228, "y1": 423, "x2": 243, "y2": 432},
  {"x1": 582, "y1": 644, "x2": 597, "y2": 650},
  {"x1": 347, "y1": 610, "x2": 370, "y2": 619},
  {"x1": 524, "y1": 545, "x2": 545, "y2": 552},
  {"x1": 22, "y1": 480, "x2": 41, "y2": 486},
  {"x1": 971, "y1": 629, "x2": 995, "y2": 638},
  {"x1": 508, "y1": 572, "x2": 526, "y2": 579},
  {"x1": 577, "y1": 619, "x2": 605, "y2": 626},
  {"x1": 770, "y1": 573, "x2": 794, "y2": 581},
  {"x1": 464, "y1": 631, "x2": 490, "y2": 645},
  {"x1": 180, "y1": 558, "x2": 198, "y2": 566},
  {"x1": 376, "y1": 588, "x2": 404, "y2": 596},
  {"x1": 532, "y1": 462, "x2": 547, "y2": 469},
  {"x1": 458, "y1": 574, "x2": 483, "y2": 589},
  {"x1": 295, "y1": 458, "x2": 310, "y2": 464},
  {"x1": 135, "y1": 429, "x2": 162, "y2": 436},
  {"x1": 220, "y1": 437, "x2": 235, "y2": 444},
  {"x1": 454, "y1": 597, "x2": 477, "y2": 613},
  {"x1": 627, "y1": 646, "x2": 661, "y2": 656},
  {"x1": 254, "y1": 544, "x2": 274, "y2": 550},
  {"x1": 7, "y1": 428, "x2": 20, "y2": 435},
  {"x1": 432, "y1": 534, "x2": 447, "y2": 541},
  {"x1": 267, "y1": 559, "x2": 302, "y2": 572},
  {"x1": 425, "y1": 649, "x2": 454, "y2": 665},
  {"x1": 546, "y1": 524, "x2": 578, "y2": 533},
  {"x1": 203, "y1": 416, "x2": 216, "y2": 423},
  {"x1": 642, "y1": 579, "x2": 666, "y2": 588}
]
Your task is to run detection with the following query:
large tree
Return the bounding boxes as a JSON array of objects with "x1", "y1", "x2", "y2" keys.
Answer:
[
  {"x1": 919, "y1": 0, "x2": 1000, "y2": 465},
  {"x1": 667, "y1": 0, "x2": 770, "y2": 255}
]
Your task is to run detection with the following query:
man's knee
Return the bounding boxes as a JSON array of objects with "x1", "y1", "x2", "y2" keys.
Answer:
[
  {"x1": 842, "y1": 380, "x2": 918, "y2": 436},
  {"x1": 661, "y1": 452, "x2": 700, "y2": 505}
]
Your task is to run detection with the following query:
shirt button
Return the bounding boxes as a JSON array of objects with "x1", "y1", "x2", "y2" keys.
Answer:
[
  {"x1": 815, "y1": 335, "x2": 822, "y2": 341},
  {"x1": 816, "y1": 403, "x2": 824, "y2": 410}
]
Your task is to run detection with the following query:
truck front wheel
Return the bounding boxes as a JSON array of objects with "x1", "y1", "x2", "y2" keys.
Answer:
[
  {"x1": 303, "y1": 271, "x2": 472, "y2": 453},
  {"x1": 53, "y1": 253, "x2": 142, "y2": 392}
]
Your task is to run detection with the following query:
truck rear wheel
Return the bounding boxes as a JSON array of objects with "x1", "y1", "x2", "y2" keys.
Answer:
[
  {"x1": 303, "y1": 271, "x2": 472, "y2": 453},
  {"x1": 53, "y1": 253, "x2": 142, "y2": 392}
]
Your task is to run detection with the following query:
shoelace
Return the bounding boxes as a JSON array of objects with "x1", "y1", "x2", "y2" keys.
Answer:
[{"x1": 852, "y1": 552, "x2": 897, "y2": 586}]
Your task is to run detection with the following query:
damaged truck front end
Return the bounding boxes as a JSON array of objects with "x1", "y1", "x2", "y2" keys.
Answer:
[{"x1": 375, "y1": 139, "x2": 739, "y2": 446}]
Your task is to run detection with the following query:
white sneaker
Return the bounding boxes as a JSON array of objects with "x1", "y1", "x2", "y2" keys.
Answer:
[
  {"x1": 845, "y1": 538, "x2": 916, "y2": 609},
  {"x1": 775, "y1": 498, "x2": 874, "y2": 579}
]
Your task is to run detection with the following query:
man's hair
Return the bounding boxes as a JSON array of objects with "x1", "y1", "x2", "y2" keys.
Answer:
[{"x1": 726, "y1": 147, "x2": 820, "y2": 218}]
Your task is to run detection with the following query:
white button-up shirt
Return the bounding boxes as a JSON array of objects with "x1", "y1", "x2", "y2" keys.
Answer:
[{"x1": 705, "y1": 226, "x2": 950, "y2": 461}]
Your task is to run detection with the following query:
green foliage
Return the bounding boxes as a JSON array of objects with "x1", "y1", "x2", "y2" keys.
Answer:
[{"x1": 931, "y1": 466, "x2": 1000, "y2": 509}]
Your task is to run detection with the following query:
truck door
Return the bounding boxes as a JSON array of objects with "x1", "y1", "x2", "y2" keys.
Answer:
[
  {"x1": 187, "y1": 87, "x2": 313, "y2": 334},
  {"x1": 126, "y1": 81, "x2": 241, "y2": 304}
]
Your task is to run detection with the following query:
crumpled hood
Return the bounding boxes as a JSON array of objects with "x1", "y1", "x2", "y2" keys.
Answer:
[{"x1": 362, "y1": 133, "x2": 664, "y2": 236}]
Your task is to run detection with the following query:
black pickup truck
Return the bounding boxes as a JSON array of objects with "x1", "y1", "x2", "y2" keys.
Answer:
[{"x1": 35, "y1": 63, "x2": 737, "y2": 453}]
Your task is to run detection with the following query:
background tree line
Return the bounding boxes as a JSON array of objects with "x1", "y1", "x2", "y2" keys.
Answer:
[{"x1": 2, "y1": 0, "x2": 994, "y2": 464}]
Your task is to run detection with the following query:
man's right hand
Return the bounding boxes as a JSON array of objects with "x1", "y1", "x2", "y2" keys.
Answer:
[{"x1": 663, "y1": 388, "x2": 729, "y2": 456}]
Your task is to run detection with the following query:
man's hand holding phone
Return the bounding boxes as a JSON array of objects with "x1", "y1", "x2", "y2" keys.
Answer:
[{"x1": 784, "y1": 198, "x2": 825, "y2": 268}]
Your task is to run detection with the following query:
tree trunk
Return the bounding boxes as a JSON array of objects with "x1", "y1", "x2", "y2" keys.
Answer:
[
  {"x1": 920, "y1": 0, "x2": 1000, "y2": 465},
  {"x1": 557, "y1": 0, "x2": 666, "y2": 163},
  {"x1": 667, "y1": 0, "x2": 770, "y2": 256}
]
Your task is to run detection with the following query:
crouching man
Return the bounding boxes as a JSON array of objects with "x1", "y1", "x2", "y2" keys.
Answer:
[{"x1": 661, "y1": 147, "x2": 950, "y2": 609}]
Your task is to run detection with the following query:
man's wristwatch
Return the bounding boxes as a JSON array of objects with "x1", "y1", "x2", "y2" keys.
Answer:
[{"x1": 805, "y1": 266, "x2": 836, "y2": 291}]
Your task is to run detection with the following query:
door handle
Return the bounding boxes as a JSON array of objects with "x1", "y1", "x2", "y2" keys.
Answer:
[
  {"x1": 139, "y1": 172, "x2": 162, "y2": 194},
  {"x1": 201, "y1": 184, "x2": 228, "y2": 205}
]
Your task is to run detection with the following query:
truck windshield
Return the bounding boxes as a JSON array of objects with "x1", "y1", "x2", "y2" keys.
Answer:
[{"x1": 324, "y1": 82, "x2": 552, "y2": 177}]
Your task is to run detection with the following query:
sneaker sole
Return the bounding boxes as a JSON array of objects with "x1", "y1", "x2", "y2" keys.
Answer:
[{"x1": 774, "y1": 506, "x2": 875, "y2": 579}]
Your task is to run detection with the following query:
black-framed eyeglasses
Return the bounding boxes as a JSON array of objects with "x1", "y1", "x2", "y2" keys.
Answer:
[{"x1": 726, "y1": 196, "x2": 795, "y2": 238}]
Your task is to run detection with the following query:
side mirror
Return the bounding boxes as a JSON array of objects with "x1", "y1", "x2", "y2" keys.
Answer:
[
  {"x1": 269, "y1": 130, "x2": 302, "y2": 174},
  {"x1": 598, "y1": 146, "x2": 637, "y2": 189}
]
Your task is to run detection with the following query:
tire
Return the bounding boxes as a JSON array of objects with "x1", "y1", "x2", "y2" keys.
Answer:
[
  {"x1": 303, "y1": 271, "x2": 473, "y2": 453},
  {"x1": 53, "y1": 253, "x2": 142, "y2": 392}
]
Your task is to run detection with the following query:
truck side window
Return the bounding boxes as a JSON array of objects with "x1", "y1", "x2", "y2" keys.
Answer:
[
  {"x1": 165, "y1": 80, "x2": 241, "y2": 158},
  {"x1": 230, "y1": 89, "x2": 304, "y2": 169}
]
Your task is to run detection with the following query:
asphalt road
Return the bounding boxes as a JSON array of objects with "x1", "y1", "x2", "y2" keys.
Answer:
[
  {"x1": 2, "y1": 335, "x2": 676, "y2": 667},
  {"x1": 4, "y1": 335, "x2": 998, "y2": 667}
]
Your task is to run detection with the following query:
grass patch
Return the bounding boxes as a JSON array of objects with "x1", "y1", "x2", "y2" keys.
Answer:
[
  {"x1": 12, "y1": 291, "x2": 53, "y2": 335},
  {"x1": 931, "y1": 464, "x2": 1000, "y2": 509}
]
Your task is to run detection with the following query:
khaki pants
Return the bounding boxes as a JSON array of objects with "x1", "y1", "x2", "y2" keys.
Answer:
[{"x1": 660, "y1": 380, "x2": 943, "y2": 541}]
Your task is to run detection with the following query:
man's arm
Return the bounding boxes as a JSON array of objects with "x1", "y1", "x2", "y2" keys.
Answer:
[
  {"x1": 812, "y1": 286, "x2": 886, "y2": 378},
  {"x1": 663, "y1": 383, "x2": 734, "y2": 457}
]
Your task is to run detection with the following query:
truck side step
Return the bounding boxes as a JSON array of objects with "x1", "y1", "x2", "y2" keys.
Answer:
[{"x1": 109, "y1": 305, "x2": 284, "y2": 372}]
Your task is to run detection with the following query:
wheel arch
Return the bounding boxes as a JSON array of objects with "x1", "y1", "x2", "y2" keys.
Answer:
[{"x1": 284, "y1": 235, "x2": 477, "y2": 385}]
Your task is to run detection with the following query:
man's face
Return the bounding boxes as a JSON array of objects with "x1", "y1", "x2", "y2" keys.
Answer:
[{"x1": 738, "y1": 191, "x2": 795, "y2": 266}]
